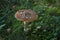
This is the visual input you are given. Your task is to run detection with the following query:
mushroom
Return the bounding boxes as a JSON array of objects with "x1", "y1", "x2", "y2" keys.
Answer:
[{"x1": 15, "y1": 9, "x2": 38, "y2": 31}]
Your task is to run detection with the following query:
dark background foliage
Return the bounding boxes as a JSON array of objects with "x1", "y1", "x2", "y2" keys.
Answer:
[{"x1": 0, "y1": 0, "x2": 60, "y2": 40}]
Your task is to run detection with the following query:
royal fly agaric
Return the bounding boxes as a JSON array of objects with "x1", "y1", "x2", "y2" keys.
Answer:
[{"x1": 15, "y1": 9, "x2": 38, "y2": 22}]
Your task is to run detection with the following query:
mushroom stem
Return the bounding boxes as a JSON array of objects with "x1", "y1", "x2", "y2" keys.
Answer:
[{"x1": 23, "y1": 21, "x2": 26, "y2": 31}]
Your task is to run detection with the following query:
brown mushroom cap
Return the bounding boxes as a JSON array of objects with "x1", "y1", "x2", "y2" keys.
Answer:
[{"x1": 15, "y1": 9, "x2": 38, "y2": 22}]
